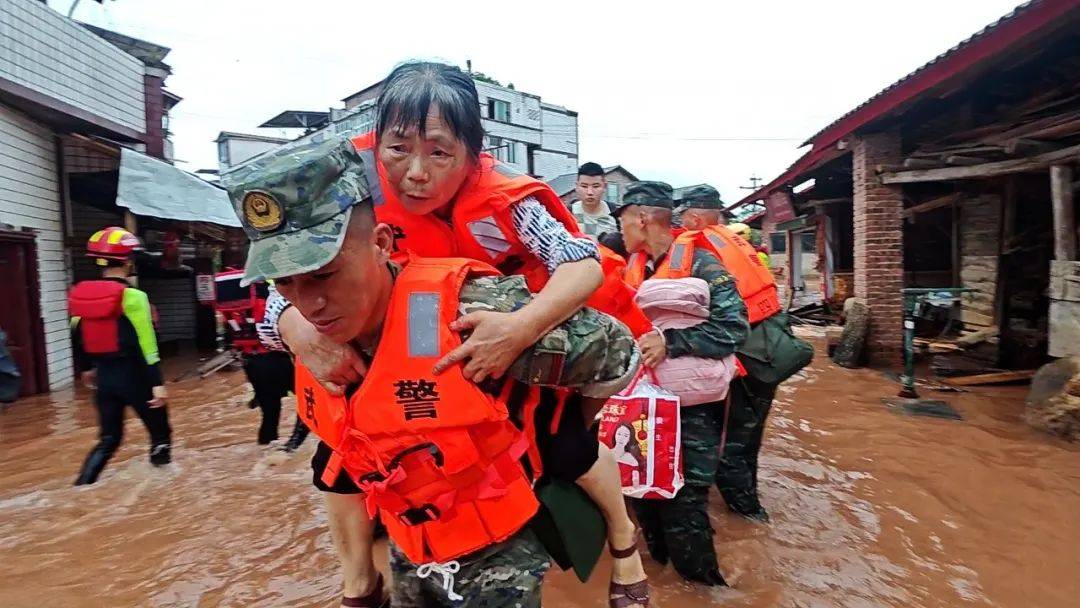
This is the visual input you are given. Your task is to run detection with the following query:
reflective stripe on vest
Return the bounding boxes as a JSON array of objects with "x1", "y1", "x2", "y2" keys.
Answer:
[
  {"x1": 668, "y1": 243, "x2": 689, "y2": 273},
  {"x1": 407, "y1": 292, "x2": 440, "y2": 357}
]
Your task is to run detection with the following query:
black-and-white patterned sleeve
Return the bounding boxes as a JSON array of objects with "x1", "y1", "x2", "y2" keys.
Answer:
[
  {"x1": 256, "y1": 285, "x2": 290, "y2": 352},
  {"x1": 511, "y1": 196, "x2": 599, "y2": 274}
]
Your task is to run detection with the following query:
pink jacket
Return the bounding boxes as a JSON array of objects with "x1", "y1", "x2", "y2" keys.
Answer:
[{"x1": 635, "y1": 278, "x2": 739, "y2": 406}]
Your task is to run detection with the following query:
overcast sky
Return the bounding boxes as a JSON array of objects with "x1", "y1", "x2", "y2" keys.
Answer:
[{"x1": 54, "y1": 0, "x2": 1023, "y2": 203}]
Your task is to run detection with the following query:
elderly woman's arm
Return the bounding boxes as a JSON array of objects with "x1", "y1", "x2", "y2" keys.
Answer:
[
  {"x1": 434, "y1": 196, "x2": 603, "y2": 381},
  {"x1": 458, "y1": 275, "x2": 639, "y2": 398}
]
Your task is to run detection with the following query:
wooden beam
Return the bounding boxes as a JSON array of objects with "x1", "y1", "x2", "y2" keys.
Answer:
[
  {"x1": 995, "y1": 177, "x2": 1016, "y2": 328},
  {"x1": 1051, "y1": 164, "x2": 1077, "y2": 261},
  {"x1": 951, "y1": 203, "x2": 961, "y2": 286},
  {"x1": 943, "y1": 369, "x2": 1036, "y2": 386},
  {"x1": 903, "y1": 158, "x2": 942, "y2": 169},
  {"x1": 1003, "y1": 138, "x2": 1060, "y2": 156},
  {"x1": 875, "y1": 164, "x2": 907, "y2": 174},
  {"x1": 881, "y1": 144, "x2": 1080, "y2": 184},
  {"x1": 902, "y1": 192, "x2": 962, "y2": 219},
  {"x1": 945, "y1": 155, "x2": 989, "y2": 166},
  {"x1": 67, "y1": 132, "x2": 121, "y2": 157}
]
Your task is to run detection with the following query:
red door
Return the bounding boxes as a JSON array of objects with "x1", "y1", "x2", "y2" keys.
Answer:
[{"x1": 0, "y1": 236, "x2": 45, "y2": 396}]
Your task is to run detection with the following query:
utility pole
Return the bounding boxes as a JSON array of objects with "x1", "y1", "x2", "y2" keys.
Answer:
[{"x1": 739, "y1": 174, "x2": 764, "y2": 191}]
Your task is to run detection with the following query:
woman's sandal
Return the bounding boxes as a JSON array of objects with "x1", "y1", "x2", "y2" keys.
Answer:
[
  {"x1": 341, "y1": 572, "x2": 388, "y2": 608},
  {"x1": 609, "y1": 540, "x2": 650, "y2": 608}
]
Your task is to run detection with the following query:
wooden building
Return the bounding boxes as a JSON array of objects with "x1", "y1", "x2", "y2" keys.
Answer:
[{"x1": 730, "y1": 0, "x2": 1080, "y2": 365}]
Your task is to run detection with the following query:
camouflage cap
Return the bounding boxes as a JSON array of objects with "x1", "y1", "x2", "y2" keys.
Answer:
[
  {"x1": 680, "y1": 184, "x2": 724, "y2": 210},
  {"x1": 224, "y1": 136, "x2": 374, "y2": 286},
  {"x1": 612, "y1": 181, "x2": 674, "y2": 217}
]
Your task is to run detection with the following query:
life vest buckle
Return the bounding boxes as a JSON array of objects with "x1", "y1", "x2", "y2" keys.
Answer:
[{"x1": 398, "y1": 503, "x2": 440, "y2": 526}]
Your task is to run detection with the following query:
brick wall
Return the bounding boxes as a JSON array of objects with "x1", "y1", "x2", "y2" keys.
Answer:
[
  {"x1": 853, "y1": 131, "x2": 904, "y2": 363},
  {"x1": 958, "y1": 195, "x2": 1001, "y2": 328}
]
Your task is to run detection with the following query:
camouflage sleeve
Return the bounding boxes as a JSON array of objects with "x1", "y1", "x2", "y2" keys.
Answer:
[
  {"x1": 459, "y1": 275, "x2": 640, "y2": 398},
  {"x1": 663, "y1": 248, "x2": 750, "y2": 359}
]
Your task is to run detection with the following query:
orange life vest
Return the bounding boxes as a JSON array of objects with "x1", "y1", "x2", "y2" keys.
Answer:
[
  {"x1": 293, "y1": 258, "x2": 541, "y2": 565},
  {"x1": 349, "y1": 133, "x2": 652, "y2": 337},
  {"x1": 625, "y1": 227, "x2": 781, "y2": 325}
]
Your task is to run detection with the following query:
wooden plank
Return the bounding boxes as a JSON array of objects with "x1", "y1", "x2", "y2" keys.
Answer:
[
  {"x1": 945, "y1": 155, "x2": 990, "y2": 166},
  {"x1": 903, "y1": 158, "x2": 943, "y2": 169},
  {"x1": 1050, "y1": 165, "x2": 1077, "y2": 261},
  {"x1": 1025, "y1": 116, "x2": 1080, "y2": 140},
  {"x1": 881, "y1": 144, "x2": 1080, "y2": 184},
  {"x1": 1003, "y1": 138, "x2": 1061, "y2": 156},
  {"x1": 944, "y1": 370, "x2": 1036, "y2": 386},
  {"x1": 952, "y1": 203, "x2": 961, "y2": 286},
  {"x1": 903, "y1": 192, "x2": 961, "y2": 219},
  {"x1": 983, "y1": 109, "x2": 1080, "y2": 144},
  {"x1": 956, "y1": 325, "x2": 999, "y2": 346}
]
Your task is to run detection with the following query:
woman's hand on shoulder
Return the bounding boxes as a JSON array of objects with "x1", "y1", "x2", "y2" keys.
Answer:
[
  {"x1": 280, "y1": 307, "x2": 367, "y2": 395},
  {"x1": 434, "y1": 310, "x2": 534, "y2": 383}
]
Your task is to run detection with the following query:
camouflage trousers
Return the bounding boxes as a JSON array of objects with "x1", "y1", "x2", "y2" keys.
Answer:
[
  {"x1": 714, "y1": 375, "x2": 778, "y2": 510},
  {"x1": 632, "y1": 403, "x2": 726, "y2": 585},
  {"x1": 388, "y1": 527, "x2": 551, "y2": 608}
]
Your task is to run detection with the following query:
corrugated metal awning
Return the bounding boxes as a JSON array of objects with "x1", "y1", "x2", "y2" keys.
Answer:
[{"x1": 116, "y1": 148, "x2": 240, "y2": 227}]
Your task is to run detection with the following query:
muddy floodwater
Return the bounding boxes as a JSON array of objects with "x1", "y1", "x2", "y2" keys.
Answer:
[{"x1": 2, "y1": 334, "x2": 1079, "y2": 607}]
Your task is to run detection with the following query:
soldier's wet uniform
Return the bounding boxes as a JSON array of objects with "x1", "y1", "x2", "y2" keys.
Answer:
[
  {"x1": 224, "y1": 135, "x2": 641, "y2": 607},
  {"x1": 306, "y1": 268, "x2": 639, "y2": 606},
  {"x1": 621, "y1": 196, "x2": 750, "y2": 585}
]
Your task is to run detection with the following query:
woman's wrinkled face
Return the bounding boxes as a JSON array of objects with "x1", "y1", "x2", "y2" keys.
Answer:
[
  {"x1": 378, "y1": 107, "x2": 473, "y2": 215},
  {"x1": 614, "y1": 425, "x2": 631, "y2": 447},
  {"x1": 274, "y1": 216, "x2": 395, "y2": 344}
]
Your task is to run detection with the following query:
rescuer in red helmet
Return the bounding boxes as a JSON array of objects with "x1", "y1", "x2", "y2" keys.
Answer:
[{"x1": 68, "y1": 227, "x2": 172, "y2": 485}]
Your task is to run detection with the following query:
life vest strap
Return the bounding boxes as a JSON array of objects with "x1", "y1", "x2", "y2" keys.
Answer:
[
  {"x1": 321, "y1": 450, "x2": 345, "y2": 488},
  {"x1": 363, "y1": 434, "x2": 530, "y2": 527}
]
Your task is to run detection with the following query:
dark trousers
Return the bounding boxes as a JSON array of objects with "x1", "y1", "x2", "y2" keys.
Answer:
[
  {"x1": 243, "y1": 351, "x2": 295, "y2": 444},
  {"x1": 76, "y1": 363, "x2": 172, "y2": 485},
  {"x1": 714, "y1": 375, "x2": 778, "y2": 510},
  {"x1": 632, "y1": 404, "x2": 725, "y2": 585}
]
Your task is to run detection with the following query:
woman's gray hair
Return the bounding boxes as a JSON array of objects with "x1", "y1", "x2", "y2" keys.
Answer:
[{"x1": 376, "y1": 61, "x2": 485, "y2": 159}]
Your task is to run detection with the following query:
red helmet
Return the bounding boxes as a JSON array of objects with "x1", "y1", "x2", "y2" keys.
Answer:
[{"x1": 86, "y1": 227, "x2": 141, "y2": 261}]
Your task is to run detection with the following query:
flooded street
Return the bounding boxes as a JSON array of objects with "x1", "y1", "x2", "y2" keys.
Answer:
[{"x1": 2, "y1": 336, "x2": 1079, "y2": 607}]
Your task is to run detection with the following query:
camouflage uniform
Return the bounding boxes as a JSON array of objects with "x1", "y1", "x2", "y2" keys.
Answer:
[
  {"x1": 714, "y1": 375, "x2": 778, "y2": 518},
  {"x1": 616, "y1": 181, "x2": 749, "y2": 585},
  {"x1": 389, "y1": 528, "x2": 550, "y2": 608},
  {"x1": 632, "y1": 247, "x2": 748, "y2": 586},
  {"x1": 461, "y1": 274, "x2": 639, "y2": 398},
  {"x1": 225, "y1": 136, "x2": 641, "y2": 604}
]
